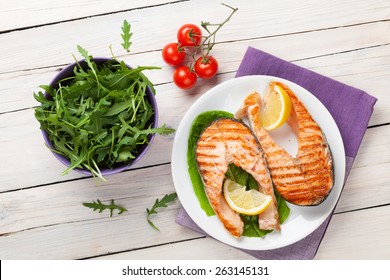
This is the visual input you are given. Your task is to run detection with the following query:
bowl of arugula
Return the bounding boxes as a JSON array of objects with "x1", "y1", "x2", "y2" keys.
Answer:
[{"x1": 34, "y1": 46, "x2": 173, "y2": 181}]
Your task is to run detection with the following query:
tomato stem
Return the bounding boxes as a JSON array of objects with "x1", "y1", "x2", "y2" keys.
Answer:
[
  {"x1": 176, "y1": 3, "x2": 238, "y2": 76},
  {"x1": 197, "y1": 3, "x2": 238, "y2": 60}
]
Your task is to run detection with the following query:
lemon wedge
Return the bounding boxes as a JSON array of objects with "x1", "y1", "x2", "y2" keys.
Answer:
[
  {"x1": 223, "y1": 179, "x2": 272, "y2": 216},
  {"x1": 260, "y1": 84, "x2": 292, "y2": 130}
]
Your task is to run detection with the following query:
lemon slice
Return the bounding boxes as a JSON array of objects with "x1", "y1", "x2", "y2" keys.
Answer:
[
  {"x1": 223, "y1": 179, "x2": 272, "y2": 216},
  {"x1": 260, "y1": 84, "x2": 292, "y2": 130}
]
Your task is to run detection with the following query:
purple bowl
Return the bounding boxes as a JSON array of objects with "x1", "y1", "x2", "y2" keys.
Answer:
[{"x1": 41, "y1": 57, "x2": 158, "y2": 176}]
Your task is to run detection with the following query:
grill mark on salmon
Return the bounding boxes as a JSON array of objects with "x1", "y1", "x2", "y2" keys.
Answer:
[
  {"x1": 235, "y1": 82, "x2": 334, "y2": 206},
  {"x1": 196, "y1": 118, "x2": 280, "y2": 238}
]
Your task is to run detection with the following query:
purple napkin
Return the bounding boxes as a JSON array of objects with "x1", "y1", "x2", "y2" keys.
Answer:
[{"x1": 176, "y1": 47, "x2": 377, "y2": 259}]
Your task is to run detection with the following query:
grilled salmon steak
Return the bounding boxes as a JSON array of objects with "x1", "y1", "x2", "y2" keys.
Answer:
[
  {"x1": 196, "y1": 118, "x2": 280, "y2": 237},
  {"x1": 236, "y1": 82, "x2": 333, "y2": 206}
]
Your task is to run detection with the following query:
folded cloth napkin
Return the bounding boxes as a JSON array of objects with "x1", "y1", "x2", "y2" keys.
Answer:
[{"x1": 176, "y1": 47, "x2": 377, "y2": 259}]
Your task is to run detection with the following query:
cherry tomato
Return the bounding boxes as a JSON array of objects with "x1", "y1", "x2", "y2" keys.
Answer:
[
  {"x1": 177, "y1": 24, "x2": 202, "y2": 47},
  {"x1": 162, "y1": 42, "x2": 186, "y2": 66},
  {"x1": 173, "y1": 65, "x2": 197, "y2": 90},
  {"x1": 194, "y1": 56, "x2": 218, "y2": 79}
]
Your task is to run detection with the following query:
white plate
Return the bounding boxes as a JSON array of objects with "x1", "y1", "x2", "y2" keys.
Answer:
[{"x1": 171, "y1": 75, "x2": 346, "y2": 250}]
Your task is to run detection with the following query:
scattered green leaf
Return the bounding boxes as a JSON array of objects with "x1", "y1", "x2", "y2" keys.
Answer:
[
  {"x1": 121, "y1": 20, "x2": 133, "y2": 52},
  {"x1": 146, "y1": 193, "x2": 178, "y2": 231},
  {"x1": 83, "y1": 199, "x2": 128, "y2": 217}
]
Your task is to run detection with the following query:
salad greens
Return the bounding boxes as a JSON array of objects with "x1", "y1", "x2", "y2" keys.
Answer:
[
  {"x1": 146, "y1": 192, "x2": 178, "y2": 231},
  {"x1": 187, "y1": 110, "x2": 290, "y2": 238},
  {"x1": 34, "y1": 21, "x2": 174, "y2": 181},
  {"x1": 226, "y1": 164, "x2": 290, "y2": 237}
]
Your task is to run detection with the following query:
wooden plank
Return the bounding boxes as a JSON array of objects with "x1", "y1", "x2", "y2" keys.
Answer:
[
  {"x1": 295, "y1": 45, "x2": 390, "y2": 126},
  {"x1": 315, "y1": 206, "x2": 390, "y2": 259},
  {"x1": 1, "y1": 0, "x2": 389, "y2": 74},
  {"x1": 0, "y1": 164, "x2": 175, "y2": 234},
  {"x1": 0, "y1": 0, "x2": 184, "y2": 32},
  {"x1": 92, "y1": 205, "x2": 390, "y2": 259},
  {"x1": 337, "y1": 126, "x2": 390, "y2": 213},
  {"x1": 0, "y1": 213, "x2": 200, "y2": 259},
  {"x1": 93, "y1": 237, "x2": 257, "y2": 260},
  {"x1": 0, "y1": 165, "x2": 203, "y2": 259}
]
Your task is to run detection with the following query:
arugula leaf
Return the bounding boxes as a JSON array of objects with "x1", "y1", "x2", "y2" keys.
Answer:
[
  {"x1": 146, "y1": 193, "x2": 177, "y2": 231},
  {"x1": 77, "y1": 45, "x2": 99, "y2": 85},
  {"x1": 83, "y1": 199, "x2": 128, "y2": 217},
  {"x1": 226, "y1": 164, "x2": 250, "y2": 187},
  {"x1": 121, "y1": 20, "x2": 133, "y2": 52},
  {"x1": 134, "y1": 124, "x2": 176, "y2": 139}
]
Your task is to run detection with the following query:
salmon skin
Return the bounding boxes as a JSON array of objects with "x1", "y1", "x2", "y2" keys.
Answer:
[
  {"x1": 236, "y1": 82, "x2": 334, "y2": 206},
  {"x1": 195, "y1": 118, "x2": 280, "y2": 238}
]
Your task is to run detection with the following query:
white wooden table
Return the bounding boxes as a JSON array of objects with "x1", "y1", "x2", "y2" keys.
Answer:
[{"x1": 1, "y1": 0, "x2": 389, "y2": 260}]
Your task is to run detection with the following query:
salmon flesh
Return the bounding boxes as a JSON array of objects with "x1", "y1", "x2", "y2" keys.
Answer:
[
  {"x1": 195, "y1": 118, "x2": 280, "y2": 238},
  {"x1": 235, "y1": 82, "x2": 334, "y2": 206}
]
